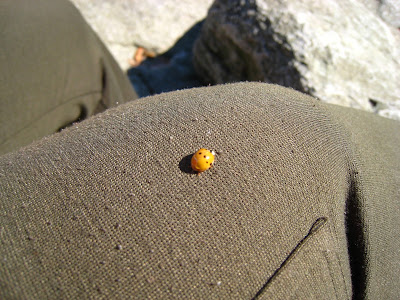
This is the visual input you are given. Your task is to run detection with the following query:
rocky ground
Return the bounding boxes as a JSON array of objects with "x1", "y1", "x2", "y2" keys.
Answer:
[
  {"x1": 70, "y1": 0, "x2": 213, "y2": 70},
  {"x1": 70, "y1": 0, "x2": 400, "y2": 120}
]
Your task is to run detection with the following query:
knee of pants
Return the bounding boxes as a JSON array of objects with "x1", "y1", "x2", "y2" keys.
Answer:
[{"x1": 2, "y1": 82, "x2": 373, "y2": 298}]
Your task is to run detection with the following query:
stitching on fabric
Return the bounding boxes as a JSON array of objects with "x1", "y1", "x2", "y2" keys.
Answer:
[
  {"x1": 322, "y1": 248, "x2": 340, "y2": 300},
  {"x1": 0, "y1": 91, "x2": 102, "y2": 146},
  {"x1": 252, "y1": 217, "x2": 328, "y2": 299},
  {"x1": 327, "y1": 220, "x2": 351, "y2": 299}
]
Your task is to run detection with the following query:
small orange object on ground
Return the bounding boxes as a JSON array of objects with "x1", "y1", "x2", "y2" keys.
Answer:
[{"x1": 191, "y1": 148, "x2": 215, "y2": 173}]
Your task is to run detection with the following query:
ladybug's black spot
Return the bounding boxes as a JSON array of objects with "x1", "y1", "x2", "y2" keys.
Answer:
[
  {"x1": 206, "y1": 161, "x2": 209, "y2": 164},
  {"x1": 199, "y1": 152, "x2": 202, "y2": 155},
  {"x1": 204, "y1": 155, "x2": 206, "y2": 158}
]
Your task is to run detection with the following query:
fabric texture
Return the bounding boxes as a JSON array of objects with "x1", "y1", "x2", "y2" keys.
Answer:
[
  {"x1": 1, "y1": 82, "x2": 399, "y2": 299},
  {"x1": 0, "y1": 0, "x2": 137, "y2": 155},
  {"x1": 327, "y1": 103, "x2": 400, "y2": 299}
]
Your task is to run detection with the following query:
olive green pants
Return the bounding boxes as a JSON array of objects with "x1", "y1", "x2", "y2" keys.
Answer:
[
  {"x1": 0, "y1": 0, "x2": 137, "y2": 155},
  {"x1": 1, "y1": 1, "x2": 399, "y2": 299}
]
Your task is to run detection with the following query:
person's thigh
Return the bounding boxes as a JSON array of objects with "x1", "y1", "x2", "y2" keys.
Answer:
[
  {"x1": 0, "y1": 0, "x2": 137, "y2": 155},
  {"x1": 3, "y1": 82, "x2": 398, "y2": 298}
]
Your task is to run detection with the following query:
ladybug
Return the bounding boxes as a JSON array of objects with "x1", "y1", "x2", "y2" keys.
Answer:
[{"x1": 191, "y1": 148, "x2": 215, "y2": 173}]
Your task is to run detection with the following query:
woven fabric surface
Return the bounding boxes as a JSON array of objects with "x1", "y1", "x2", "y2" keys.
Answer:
[
  {"x1": 1, "y1": 82, "x2": 399, "y2": 299},
  {"x1": 327, "y1": 102, "x2": 400, "y2": 299},
  {"x1": 0, "y1": 0, "x2": 137, "y2": 156}
]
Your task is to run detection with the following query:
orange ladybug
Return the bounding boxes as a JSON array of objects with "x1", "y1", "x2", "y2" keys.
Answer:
[{"x1": 191, "y1": 148, "x2": 215, "y2": 173}]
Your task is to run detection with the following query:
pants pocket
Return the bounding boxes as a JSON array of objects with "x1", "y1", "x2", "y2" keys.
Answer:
[{"x1": 253, "y1": 218, "x2": 351, "y2": 300}]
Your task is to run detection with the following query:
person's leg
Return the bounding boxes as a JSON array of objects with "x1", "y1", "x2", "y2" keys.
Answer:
[
  {"x1": 1, "y1": 82, "x2": 398, "y2": 298},
  {"x1": 0, "y1": 0, "x2": 137, "y2": 155},
  {"x1": 325, "y1": 102, "x2": 400, "y2": 299}
]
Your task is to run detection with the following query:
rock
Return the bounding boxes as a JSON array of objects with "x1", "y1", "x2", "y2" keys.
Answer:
[
  {"x1": 369, "y1": 98, "x2": 400, "y2": 120},
  {"x1": 127, "y1": 22, "x2": 204, "y2": 97},
  {"x1": 70, "y1": 0, "x2": 213, "y2": 70},
  {"x1": 193, "y1": 0, "x2": 400, "y2": 120},
  {"x1": 360, "y1": 0, "x2": 400, "y2": 28}
]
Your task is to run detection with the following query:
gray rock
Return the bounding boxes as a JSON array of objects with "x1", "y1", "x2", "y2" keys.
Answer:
[
  {"x1": 70, "y1": 0, "x2": 213, "y2": 70},
  {"x1": 360, "y1": 0, "x2": 400, "y2": 28},
  {"x1": 127, "y1": 22, "x2": 204, "y2": 97},
  {"x1": 193, "y1": 0, "x2": 400, "y2": 120}
]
